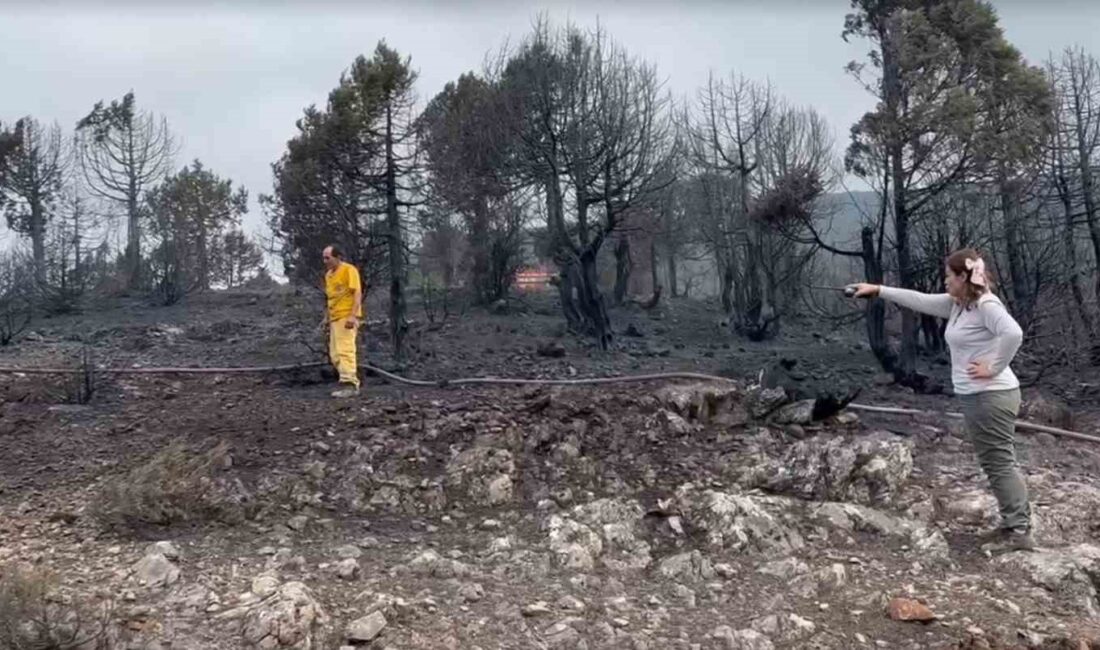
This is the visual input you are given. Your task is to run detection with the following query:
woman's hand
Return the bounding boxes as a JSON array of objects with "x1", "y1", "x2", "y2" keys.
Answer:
[
  {"x1": 847, "y1": 283, "x2": 881, "y2": 299},
  {"x1": 967, "y1": 359, "x2": 994, "y2": 379}
]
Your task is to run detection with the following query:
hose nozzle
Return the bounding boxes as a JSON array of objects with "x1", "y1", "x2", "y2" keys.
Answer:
[{"x1": 810, "y1": 285, "x2": 859, "y2": 298}]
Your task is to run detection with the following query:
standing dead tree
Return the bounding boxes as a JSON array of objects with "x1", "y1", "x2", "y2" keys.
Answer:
[
  {"x1": 76, "y1": 92, "x2": 176, "y2": 292},
  {"x1": 1045, "y1": 48, "x2": 1100, "y2": 335},
  {"x1": 497, "y1": 20, "x2": 674, "y2": 349},
  {"x1": 39, "y1": 186, "x2": 107, "y2": 314},
  {"x1": 686, "y1": 73, "x2": 831, "y2": 340},
  {"x1": 686, "y1": 74, "x2": 771, "y2": 324}
]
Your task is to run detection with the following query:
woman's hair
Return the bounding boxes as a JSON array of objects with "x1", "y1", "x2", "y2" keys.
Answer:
[{"x1": 945, "y1": 248, "x2": 993, "y2": 306}]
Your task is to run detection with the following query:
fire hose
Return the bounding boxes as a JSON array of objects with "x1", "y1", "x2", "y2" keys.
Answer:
[{"x1": 1, "y1": 361, "x2": 1098, "y2": 446}]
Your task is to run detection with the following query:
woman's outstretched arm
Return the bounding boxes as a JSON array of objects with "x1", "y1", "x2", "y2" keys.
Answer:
[{"x1": 849, "y1": 283, "x2": 954, "y2": 319}]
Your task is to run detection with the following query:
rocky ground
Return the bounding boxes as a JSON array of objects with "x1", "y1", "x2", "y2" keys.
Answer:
[{"x1": 1, "y1": 286, "x2": 1100, "y2": 649}]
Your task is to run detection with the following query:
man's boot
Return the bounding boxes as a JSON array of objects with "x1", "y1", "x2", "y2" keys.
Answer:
[{"x1": 331, "y1": 384, "x2": 359, "y2": 399}]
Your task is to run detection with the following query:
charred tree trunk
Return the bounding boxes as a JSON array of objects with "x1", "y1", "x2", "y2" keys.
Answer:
[
  {"x1": 665, "y1": 245, "x2": 678, "y2": 298},
  {"x1": 920, "y1": 314, "x2": 944, "y2": 354},
  {"x1": 1073, "y1": 88, "x2": 1100, "y2": 303},
  {"x1": 649, "y1": 239, "x2": 660, "y2": 297},
  {"x1": 719, "y1": 259, "x2": 734, "y2": 316},
  {"x1": 640, "y1": 285, "x2": 661, "y2": 309},
  {"x1": 126, "y1": 188, "x2": 141, "y2": 291},
  {"x1": 385, "y1": 103, "x2": 407, "y2": 361},
  {"x1": 555, "y1": 249, "x2": 613, "y2": 349},
  {"x1": 30, "y1": 201, "x2": 46, "y2": 288},
  {"x1": 881, "y1": 22, "x2": 920, "y2": 383},
  {"x1": 733, "y1": 222, "x2": 776, "y2": 341},
  {"x1": 470, "y1": 197, "x2": 492, "y2": 304},
  {"x1": 578, "y1": 244, "x2": 613, "y2": 349},
  {"x1": 196, "y1": 226, "x2": 209, "y2": 291},
  {"x1": 486, "y1": 236, "x2": 515, "y2": 304},
  {"x1": 862, "y1": 226, "x2": 896, "y2": 373},
  {"x1": 893, "y1": 184, "x2": 918, "y2": 381},
  {"x1": 613, "y1": 234, "x2": 632, "y2": 305},
  {"x1": 555, "y1": 261, "x2": 585, "y2": 332},
  {"x1": 545, "y1": 173, "x2": 587, "y2": 335},
  {"x1": 1058, "y1": 174, "x2": 1093, "y2": 333},
  {"x1": 1000, "y1": 178, "x2": 1034, "y2": 328},
  {"x1": 72, "y1": 204, "x2": 84, "y2": 293}
]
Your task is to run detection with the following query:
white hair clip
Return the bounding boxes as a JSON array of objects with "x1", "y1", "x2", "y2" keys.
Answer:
[{"x1": 964, "y1": 257, "x2": 986, "y2": 287}]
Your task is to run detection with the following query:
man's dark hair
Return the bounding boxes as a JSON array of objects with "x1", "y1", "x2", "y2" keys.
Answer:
[{"x1": 327, "y1": 244, "x2": 344, "y2": 259}]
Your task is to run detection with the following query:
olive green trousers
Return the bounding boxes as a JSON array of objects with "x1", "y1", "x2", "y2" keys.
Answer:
[{"x1": 957, "y1": 388, "x2": 1031, "y2": 531}]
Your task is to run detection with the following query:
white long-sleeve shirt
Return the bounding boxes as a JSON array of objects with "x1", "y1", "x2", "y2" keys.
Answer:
[{"x1": 877, "y1": 287, "x2": 1024, "y2": 395}]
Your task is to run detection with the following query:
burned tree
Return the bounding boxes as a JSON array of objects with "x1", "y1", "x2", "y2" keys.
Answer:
[
  {"x1": 76, "y1": 93, "x2": 176, "y2": 291},
  {"x1": 843, "y1": 0, "x2": 1053, "y2": 383},
  {"x1": 39, "y1": 187, "x2": 106, "y2": 314},
  {"x1": 686, "y1": 74, "x2": 772, "y2": 324},
  {"x1": 687, "y1": 75, "x2": 831, "y2": 340},
  {"x1": 653, "y1": 167, "x2": 688, "y2": 298},
  {"x1": 1046, "y1": 48, "x2": 1100, "y2": 333},
  {"x1": 0, "y1": 118, "x2": 68, "y2": 288},
  {"x1": 419, "y1": 73, "x2": 528, "y2": 304},
  {"x1": 971, "y1": 44, "x2": 1053, "y2": 330},
  {"x1": 498, "y1": 21, "x2": 673, "y2": 348},
  {"x1": 264, "y1": 100, "x2": 382, "y2": 286},
  {"x1": 267, "y1": 42, "x2": 421, "y2": 360},
  {"x1": 358, "y1": 44, "x2": 421, "y2": 361}
]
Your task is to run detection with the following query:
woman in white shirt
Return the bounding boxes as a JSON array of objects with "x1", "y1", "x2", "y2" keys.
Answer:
[{"x1": 849, "y1": 248, "x2": 1033, "y2": 552}]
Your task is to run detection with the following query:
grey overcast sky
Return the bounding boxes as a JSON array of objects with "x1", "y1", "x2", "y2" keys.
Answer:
[{"x1": 1, "y1": 0, "x2": 1097, "y2": 243}]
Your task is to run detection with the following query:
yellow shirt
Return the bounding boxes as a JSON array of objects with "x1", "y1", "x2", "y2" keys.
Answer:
[{"x1": 325, "y1": 262, "x2": 362, "y2": 321}]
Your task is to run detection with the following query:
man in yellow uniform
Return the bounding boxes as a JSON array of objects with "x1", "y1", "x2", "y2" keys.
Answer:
[{"x1": 321, "y1": 245, "x2": 362, "y2": 398}]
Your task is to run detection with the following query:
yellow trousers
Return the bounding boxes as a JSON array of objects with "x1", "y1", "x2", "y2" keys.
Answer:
[{"x1": 328, "y1": 317, "x2": 360, "y2": 387}]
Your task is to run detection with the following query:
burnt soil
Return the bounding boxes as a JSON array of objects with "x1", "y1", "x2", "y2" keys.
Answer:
[{"x1": 1, "y1": 286, "x2": 1099, "y2": 649}]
